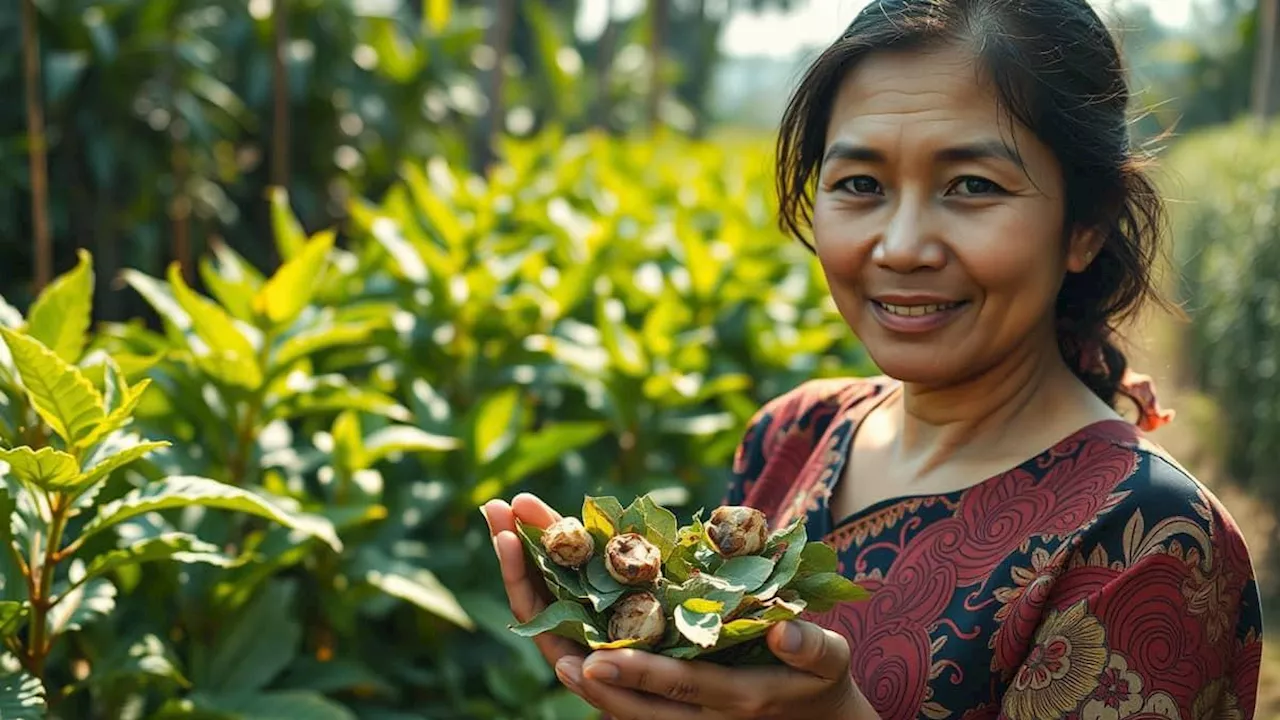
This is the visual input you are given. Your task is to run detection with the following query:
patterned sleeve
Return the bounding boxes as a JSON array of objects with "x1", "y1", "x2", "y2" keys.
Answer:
[
  {"x1": 721, "y1": 401, "x2": 779, "y2": 507},
  {"x1": 997, "y1": 455, "x2": 1264, "y2": 720}
]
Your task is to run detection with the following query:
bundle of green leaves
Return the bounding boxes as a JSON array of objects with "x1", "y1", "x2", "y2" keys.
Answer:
[{"x1": 508, "y1": 495, "x2": 867, "y2": 664}]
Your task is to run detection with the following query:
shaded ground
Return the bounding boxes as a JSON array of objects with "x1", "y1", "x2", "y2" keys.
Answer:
[{"x1": 1124, "y1": 306, "x2": 1280, "y2": 712}]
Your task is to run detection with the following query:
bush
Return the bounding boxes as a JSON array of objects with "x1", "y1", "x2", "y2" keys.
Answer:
[
  {"x1": 0, "y1": 131, "x2": 873, "y2": 718},
  {"x1": 1167, "y1": 119, "x2": 1280, "y2": 499}
]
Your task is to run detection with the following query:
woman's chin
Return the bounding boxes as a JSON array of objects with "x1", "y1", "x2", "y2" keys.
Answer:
[{"x1": 864, "y1": 350, "x2": 964, "y2": 387}]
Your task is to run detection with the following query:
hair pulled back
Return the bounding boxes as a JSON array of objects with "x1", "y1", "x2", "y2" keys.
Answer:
[{"x1": 775, "y1": 0, "x2": 1168, "y2": 409}]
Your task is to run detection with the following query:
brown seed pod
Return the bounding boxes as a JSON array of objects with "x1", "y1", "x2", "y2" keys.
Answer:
[
  {"x1": 540, "y1": 517, "x2": 594, "y2": 567},
  {"x1": 608, "y1": 591, "x2": 666, "y2": 646},
  {"x1": 705, "y1": 506, "x2": 768, "y2": 557},
  {"x1": 604, "y1": 533, "x2": 661, "y2": 585}
]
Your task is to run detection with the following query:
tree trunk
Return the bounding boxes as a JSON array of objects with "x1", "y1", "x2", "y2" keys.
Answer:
[
  {"x1": 647, "y1": 0, "x2": 669, "y2": 132},
  {"x1": 1254, "y1": 0, "x2": 1280, "y2": 122},
  {"x1": 471, "y1": 0, "x2": 515, "y2": 176},
  {"x1": 272, "y1": 0, "x2": 291, "y2": 266},
  {"x1": 594, "y1": 0, "x2": 617, "y2": 130},
  {"x1": 21, "y1": 0, "x2": 51, "y2": 295}
]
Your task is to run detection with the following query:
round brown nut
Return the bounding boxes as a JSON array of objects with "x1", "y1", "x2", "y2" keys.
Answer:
[
  {"x1": 706, "y1": 505, "x2": 768, "y2": 557},
  {"x1": 604, "y1": 533, "x2": 662, "y2": 585},
  {"x1": 540, "y1": 517, "x2": 594, "y2": 567},
  {"x1": 608, "y1": 591, "x2": 665, "y2": 646}
]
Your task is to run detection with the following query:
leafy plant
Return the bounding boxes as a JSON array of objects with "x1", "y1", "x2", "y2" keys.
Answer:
[{"x1": 509, "y1": 495, "x2": 867, "y2": 663}]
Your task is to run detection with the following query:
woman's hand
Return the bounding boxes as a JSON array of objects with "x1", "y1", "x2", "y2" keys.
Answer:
[
  {"x1": 553, "y1": 618, "x2": 880, "y2": 720},
  {"x1": 481, "y1": 493, "x2": 586, "y2": 669}
]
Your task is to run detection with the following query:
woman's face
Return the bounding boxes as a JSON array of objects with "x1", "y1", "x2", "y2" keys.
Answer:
[{"x1": 812, "y1": 44, "x2": 1097, "y2": 386}]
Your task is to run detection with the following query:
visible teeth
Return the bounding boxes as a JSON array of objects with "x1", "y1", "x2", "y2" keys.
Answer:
[{"x1": 878, "y1": 302, "x2": 960, "y2": 317}]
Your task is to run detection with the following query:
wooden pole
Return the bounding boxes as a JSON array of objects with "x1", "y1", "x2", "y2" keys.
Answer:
[
  {"x1": 1254, "y1": 0, "x2": 1279, "y2": 123},
  {"x1": 21, "y1": 0, "x2": 51, "y2": 294},
  {"x1": 471, "y1": 0, "x2": 515, "y2": 176},
  {"x1": 647, "y1": 0, "x2": 668, "y2": 132}
]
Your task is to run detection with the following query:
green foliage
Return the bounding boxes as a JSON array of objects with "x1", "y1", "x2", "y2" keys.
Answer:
[
  {"x1": 509, "y1": 494, "x2": 866, "y2": 661},
  {"x1": 1168, "y1": 120, "x2": 1280, "y2": 498},
  {"x1": 0, "y1": 132, "x2": 870, "y2": 717}
]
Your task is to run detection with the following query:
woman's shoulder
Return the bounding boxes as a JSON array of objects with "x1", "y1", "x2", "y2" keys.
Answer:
[{"x1": 747, "y1": 374, "x2": 894, "y2": 436}]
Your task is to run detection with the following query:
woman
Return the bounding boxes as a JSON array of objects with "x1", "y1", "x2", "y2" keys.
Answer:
[{"x1": 482, "y1": 0, "x2": 1265, "y2": 717}]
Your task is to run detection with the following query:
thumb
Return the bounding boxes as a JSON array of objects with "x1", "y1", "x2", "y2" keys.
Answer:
[{"x1": 767, "y1": 620, "x2": 851, "y2": 682}]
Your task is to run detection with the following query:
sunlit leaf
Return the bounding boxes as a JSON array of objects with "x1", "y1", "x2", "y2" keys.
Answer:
[
  {"x1": 0, "y1": 328, "x2": 105, "y2": 445},
  {"x1": 26, "y1": 249, "x2": 93, "y2": 363},
  {"x1": 253, "y1": 230, "x2": 335, "y2": 327},
  {"x1": 0, "y1": 446, "x2": 80, "y2": 491}
]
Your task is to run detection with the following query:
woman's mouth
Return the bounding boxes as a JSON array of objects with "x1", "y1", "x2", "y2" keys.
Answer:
[{"x1": 869, "y1": 299, "x2": 969, "y2": 333}]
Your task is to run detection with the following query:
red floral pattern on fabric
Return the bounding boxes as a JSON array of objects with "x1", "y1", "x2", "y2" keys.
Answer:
[{"x1": 724, "y1": 377, "x2": 1264, "y2": 720}]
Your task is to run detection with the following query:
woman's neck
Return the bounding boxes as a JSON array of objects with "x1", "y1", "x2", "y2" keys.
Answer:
[{"x1": 887, "y1": 339, "x2": 1117, "y2": 477}]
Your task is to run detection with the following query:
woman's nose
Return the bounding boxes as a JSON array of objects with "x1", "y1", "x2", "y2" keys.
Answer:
[{"x1": 872, "y1": 198, "x2": 946, "y2": 273}]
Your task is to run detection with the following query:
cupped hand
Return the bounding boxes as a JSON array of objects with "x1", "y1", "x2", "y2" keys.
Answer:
[
  {"x1": 481, "y1": 493, "x2": 586, "y2": 669},
  {"x1": 553, "y1": 619, "x2": 879, "y2": 720}
]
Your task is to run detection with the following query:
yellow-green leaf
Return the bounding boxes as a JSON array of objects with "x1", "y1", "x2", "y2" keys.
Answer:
[
  {"x1": 681, "y1": 598, "x2": 725, "y2": 615},
  {"x1": 166, "y1": 264, "x2": 262, "y2": 390},
  {"x1": 269, "y1": 187, "x2": 306, "y2": 261},
  {"x1": 0, "y1": 328, "x2": 105, "y2": 445},
  {"x1": 253, "y1": 230, "x2": 335, "y2": 327},
  {"x1": 26, "y1": 249, "x2": 94, "y2": 364},
  {"x1": 78, "y1": 439, "x2": 169, "y2": 490},
  {"x1": 77, "y1": 379, "x2": 151, "y2": 450},
  {"x1": 0, "y1": 446, "x2": 80, "y2": 490},
  {"x1": 425, "y1": 0, "x2": 451, "y2": 33}
]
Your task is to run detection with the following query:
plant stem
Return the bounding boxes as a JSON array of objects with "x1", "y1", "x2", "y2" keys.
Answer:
[
  {"x1": 20, "y1": 0, "x2": 51, "y2": 294},
  {"x1": 28, "y1": 494, "x2": 68, "y2": 681}
]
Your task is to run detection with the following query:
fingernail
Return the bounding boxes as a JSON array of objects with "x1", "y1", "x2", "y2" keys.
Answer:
[
  {"x1": 583, "y1": 659, "x2": 618, "y2": 682},
  {"x1": 780, "y1": 622, "x2": 802, "y2": 653},
  {"x1": 556, "y1": 657, "x2": 582, "y2": 689}
]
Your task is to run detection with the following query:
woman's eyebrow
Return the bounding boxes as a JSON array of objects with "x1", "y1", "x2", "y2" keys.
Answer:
[{"x1": 821, "y1": 139, "x2": 1026, "y2": 170}]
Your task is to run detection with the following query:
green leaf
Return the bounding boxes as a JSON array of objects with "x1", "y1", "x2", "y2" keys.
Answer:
[
  {"x1": 76, "y1": 438, "x2": 169, "y2": 492},
  {"x1": 635, "y1": 495, "x2": 678, "y2": 559},
  {"x1": 472, "y1": 388, "x2": 521, "y2": 465},
  {"x1": 425, "y1": 0, "x2": 451, "y2": 32},
  {"x1": 76, "y1": 379, "x2": 152, "y2": 449},
  {"x1": 200, "y1": 243, "x2": 265, "y2": 322},
  {"x1": 0, "y1": 446, "x2": 80, "y2": 490},
  {"x1": 484, "y1": 421, "x2": 608, "y2": 500},
  {"x1": 0, "y1": 601, "x2": 27, "y2": 636},
  {"x1": 26, "y1": 249, "x2": 93, "y2": 363},
  {"x1": 266, "y1": 375, "x2": 409, "y2": 423},
  {"x1": 753, "y1": 520, "x2": 809, "y2": 600},
  {"x1": 0, "y1": 327, "x2": 105, "y2": 445},
  {"x1": 0, "y1": 672, "x2": 45, "y2": 718},
  {"x1": 715, "y1": 556, "x2": 775, "y2": 593},
  {"x1": 796, "y1": 540, "x2": 838, "y2": 576},
  {"x1": 360, "y1": 551, "x2": 474, "y2": 630},
  {"x1": 788, "y1": 573, "x2": 869, "y2": 613},
  {"x1": 269, "y1": 187, "x2": 307, "y2": 261},
  {"x1": 254, "y1": 230, "x2": 335, "y2": 327},
  {"x1": 48, "y1": 575, "x2": 117, "y2": 635},
  {"x1": 508, "y1": 600, "x2": 603, "y2": 647},
  {"x1": 362, "y1": 425, "x2": 460, "y2": 466},
  {"x1": 580, "y1": 557, "x2": 625, "y2": 612},
  {"x1": 199, "y1": 690, "x2": 357, "y2": 720},
  {"x1": 0, "y1": 295, "x2": 23, "y2": 329},
  {"x1": 271, "y1": 320, "x2": 381, "y2": 372},
  {"x1": 674, "y1": 604, "x2": 721, "y2": 648},
  {"x1": 81, "y1": 532, "x2": 238, "y2": 584},
  {"x1": 201, "y1": 580, "x2": 301, "y2": 694},
  {"x1": 79, "y1": 475, "x2": 342, "y2": 552},
  {"x1": 166, "y1": 264, "x2": 263, "y2": 390},
  {"x1": 120, "y1": 269, "x2": 191, "y2": 331},
  {"x1": 664, "y1": 575, "x2": 744, "y2": 618},
  {"x1": 581, "y1": 496, "x2": 621, "y2": 550}
]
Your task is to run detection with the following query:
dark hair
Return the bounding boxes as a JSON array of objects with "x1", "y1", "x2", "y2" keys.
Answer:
[{"x1": 775, "y1": 0, "x2": 1171, "y2": 409}]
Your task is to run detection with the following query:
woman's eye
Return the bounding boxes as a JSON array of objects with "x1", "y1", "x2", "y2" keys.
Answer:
[
  {"x1": 950, "y1": 176, "x2": 1003, "y2": 196},
  {"x1": 839, "y1": 176, "x2": 882, "y2": 195}
]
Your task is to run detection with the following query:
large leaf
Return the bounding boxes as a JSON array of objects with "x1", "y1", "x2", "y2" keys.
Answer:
[
  {"x1": 198, "y1": 690, "x2": 356, "y2": 720},
  {"x1": 81, "y1": 532, "x2": 238, "y2": 584},
  {"x1": 48, "y1": 574, "x2": 117, "y2": 635},
  {"x1": 361, "y1": 425, "x2": 460, "y2": 466},
  {"x1": 508, "y1": 600, "x2": 603, "y2": 646},
  {"x1": 26, "y1": 249, "x2": 93, "y2": 363},
  {"x1": 201, "y1": 580, "x2": 301, "y2": 694},
  {"x1": 0, "y1": 328, "x2": 105, "y2": 446},
  {"x1": 120, "y1": 269, "x2": 192, "y2": 332},
  {"x1": 0, "y1": 672, "x2": 44, "y2": 718},
  {"x1": 0, "y1": 446, "x2": 80, "y2": 490},
  {"x1": 270, "y1": 320, "x2": 381, "y2": 372},
  {"x1": 0, "y1": 601, "x2": 27, "y2": 637},
  {"x1": 166, "y1": 264, "x2": 262, "y2": 390},
  {"x1": 266, "y1": 375, "x2": 409, "y2": 423},
  {"x1": 79, "y1": 475, "x2": 342, "y2": 552},
  {"x1": 76, "y1": 436, "x2": 169, "y2": 492},
  {"x1": 76, "y1": 379, "x2": 152, "y2": 450},
  {"x1": 269, "y1": 188, "x2": 307, "y2": 261},
  {"x1": 200, "y1": 242, "x2": 265, "y2": 322},
  {"x1": 253, "y1": 230, "x2": 335, "y2": 327},
  {"x1": 358, "y1": 550, "x2": 474, "y2": 630}
]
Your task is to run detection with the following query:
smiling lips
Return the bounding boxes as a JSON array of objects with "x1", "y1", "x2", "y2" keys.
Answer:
[{"x1": 870, "y1": 298, "x2": 969, "y2": 333}]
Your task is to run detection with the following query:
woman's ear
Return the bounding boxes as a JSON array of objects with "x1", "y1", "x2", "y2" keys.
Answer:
[{"x1": 1065, "y1": 227, "x2": 1105, "y2": 274}]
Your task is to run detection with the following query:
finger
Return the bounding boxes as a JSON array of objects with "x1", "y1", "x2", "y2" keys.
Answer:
[
  {"x1": 495, "y1": 531, "x2": 583, "y2": 662},
  {"x1": 767, "y1": 620, "x2": 851, "y2": 682},
  {"x1": 581, "y1": 649, "x2": 743, "y2": 711},
  {"x1": 481, "y1": 499, "x2": 517, "y2": 536},
  {"x1": 511, "y1": 492, "x2": 562, "y2": 528},
  {"x1": 559, "y1": 656, "x2": 708, "y2": 720}
]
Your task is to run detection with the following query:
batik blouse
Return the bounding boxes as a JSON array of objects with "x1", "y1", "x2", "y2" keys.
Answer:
[{"x1": 724, "y1": 376, "x2": 1264, "y2": 720}]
